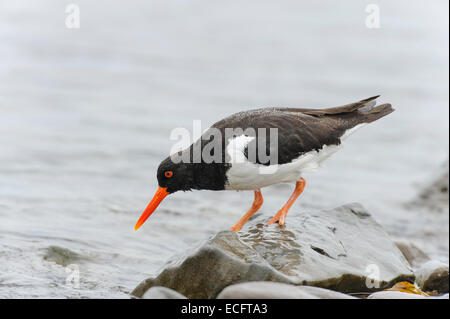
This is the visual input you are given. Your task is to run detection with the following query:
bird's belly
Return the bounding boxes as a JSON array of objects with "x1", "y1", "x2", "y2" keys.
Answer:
[{"x1": 225, "y1": 143, "x2": 341, "y2": 190}]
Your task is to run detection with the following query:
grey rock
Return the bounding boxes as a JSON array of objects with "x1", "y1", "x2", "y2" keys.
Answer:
[
  {"x1": 132, "y1": 203, "x2": 414, "y2": 299},
  {"x1": 411, "y1": 160, "x2": 449, "y2": 212},
  {"x1": 43, "y1": 246, "x2": 86, "y2": 267},
  {"x1": 415, "y1": 260, "x2": 449, "y2": 293},
  {"x1": 142, "y1": 286, "x2": 187, "y2": 299},
  {"x1": 217, "y1": 281, "x2": 356, "y2": 299},
  {"x1": 367, "y1": 291, "x2": 427, "y2": 299},
  {"x1": 395, "y1": 240, "x2": 430, "y2": 268}
]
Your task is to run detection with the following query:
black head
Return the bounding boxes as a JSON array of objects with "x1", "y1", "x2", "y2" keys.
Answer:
[{"x1": 156, "y1": 156, "x2": 195, "y2": 194}]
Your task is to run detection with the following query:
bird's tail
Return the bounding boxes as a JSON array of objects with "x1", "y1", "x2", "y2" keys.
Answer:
[{"x1": 360, "y1": 103, "x2": 395, "y2": 123}]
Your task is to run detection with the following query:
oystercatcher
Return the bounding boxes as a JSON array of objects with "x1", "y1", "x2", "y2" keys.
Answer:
[{"x1": 135, "y1": 96, "x2": 394, "y2": 232}]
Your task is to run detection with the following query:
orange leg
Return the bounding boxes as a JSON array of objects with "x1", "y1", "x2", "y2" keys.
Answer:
[
  {"x1": 266, "y1": 177, "x2": 306, "y2": 226},
  {"x1": 230, "y1": 189, "x2": 263, "y2": 232}
]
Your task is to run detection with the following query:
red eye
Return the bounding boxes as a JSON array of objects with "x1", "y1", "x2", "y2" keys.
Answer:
[{"x1": 164, "y1": 171, "x2": 173, "y2": 178}]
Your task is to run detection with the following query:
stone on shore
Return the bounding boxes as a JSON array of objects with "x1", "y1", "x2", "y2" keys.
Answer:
[
  {"x1": 368, "y1": 291, "x2": 449, "y2": 299},
  {"x1": 367, "y1": 291, "x2": 427, "y2": 299},
  {"x1": 411, "y1": 160, "x2": 449, "y2": 212},
  {"x1": 216, "y1": 281, "x2": 356, "y2": 299},
  {"x1": 395, "y1": 240, "x2": 430, "y2": 268},
  {"x1": 142, "y1": 286, "x2": 187, "y2": 299},
  {"x1": 415, "y1": 260, "x2": 449, "y2": 294},
  {"x1": 132, "y1": 203, "x2": 414, "y2": 299}
]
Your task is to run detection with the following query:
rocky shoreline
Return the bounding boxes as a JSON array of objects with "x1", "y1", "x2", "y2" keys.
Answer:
[{"x1": 132, "y1": 163, "x2": 449, "y2": 299}]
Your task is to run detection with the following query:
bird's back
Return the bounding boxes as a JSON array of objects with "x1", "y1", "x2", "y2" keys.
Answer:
[{"x1": 210, "y1": 96, "x2": 394, "y2": 165}]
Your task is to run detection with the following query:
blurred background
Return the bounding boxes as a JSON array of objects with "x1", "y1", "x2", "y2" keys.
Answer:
[{"x1": 0, "y1": 0, "x2": 448, "y2": 298}]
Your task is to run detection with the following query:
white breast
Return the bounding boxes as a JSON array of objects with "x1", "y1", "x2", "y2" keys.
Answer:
[{"x1": 224, "y1": 124, "x2": 365, "y2": 190}]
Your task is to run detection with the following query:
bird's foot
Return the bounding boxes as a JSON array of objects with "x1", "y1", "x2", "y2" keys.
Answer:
[
  {"x1": 266, "y1": 178, "x2": 306, "y2": 227},
  {"x1": 266, "y1": 209, "x2": 287, "y2": 226}
]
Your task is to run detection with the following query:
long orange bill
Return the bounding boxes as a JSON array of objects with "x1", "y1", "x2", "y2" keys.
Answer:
[{"x1": 134, "y1": 187, "x2": 169, "y2": 231}]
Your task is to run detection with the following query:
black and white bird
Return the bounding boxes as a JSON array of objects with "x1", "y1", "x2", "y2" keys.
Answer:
[{"x1": 135, "y1": 96, "x2": 394, "y2": 231}]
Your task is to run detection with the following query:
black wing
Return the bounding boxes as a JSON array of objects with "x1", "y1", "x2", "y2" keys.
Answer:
[{"x1": 209, "y1": 96, "x2": 393, "y2": 165}]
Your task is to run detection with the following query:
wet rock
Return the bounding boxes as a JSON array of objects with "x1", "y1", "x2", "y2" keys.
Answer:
[
  {"x1": 142, "y1": 286, "x2": 187, "y2": 299},
  {"x1": 217, "y1": 281, "x2": 356, "y2": 299},
  {"x1": 415, "y1": 260, "x2": 449, "y2": 294},
  {"x1": 395, "y1": 240, "x2": 430, "y2": 268},
  {"x1": 132, "y1": 203, "x2": 414, "y2": 299},
  {"x1": 43, "y1": 246, "x2": 85, "y2": 267}
]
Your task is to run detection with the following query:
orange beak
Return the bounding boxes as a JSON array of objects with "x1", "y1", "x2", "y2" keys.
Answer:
[{"x1": 134, "y1": 186, "x2": 169, "y2": 231}]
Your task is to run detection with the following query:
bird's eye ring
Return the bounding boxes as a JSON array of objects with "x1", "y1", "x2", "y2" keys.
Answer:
[{"x1": 164, "y1": 171, "x2": 173, "y2": 178}]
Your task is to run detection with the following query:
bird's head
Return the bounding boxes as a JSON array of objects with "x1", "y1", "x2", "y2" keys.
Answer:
[{"x1": 134, "y1": 156, "x2": 194, "y2": 231}]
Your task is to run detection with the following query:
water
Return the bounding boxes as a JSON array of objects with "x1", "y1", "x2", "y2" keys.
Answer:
[{"x1": 0, "y1": 0, "x2": 448, "y2": 298}]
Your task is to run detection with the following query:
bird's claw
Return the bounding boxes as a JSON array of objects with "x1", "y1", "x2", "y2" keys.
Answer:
[{"x1": 266, "y1": 212, "x2": 286, "y2": 227}]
